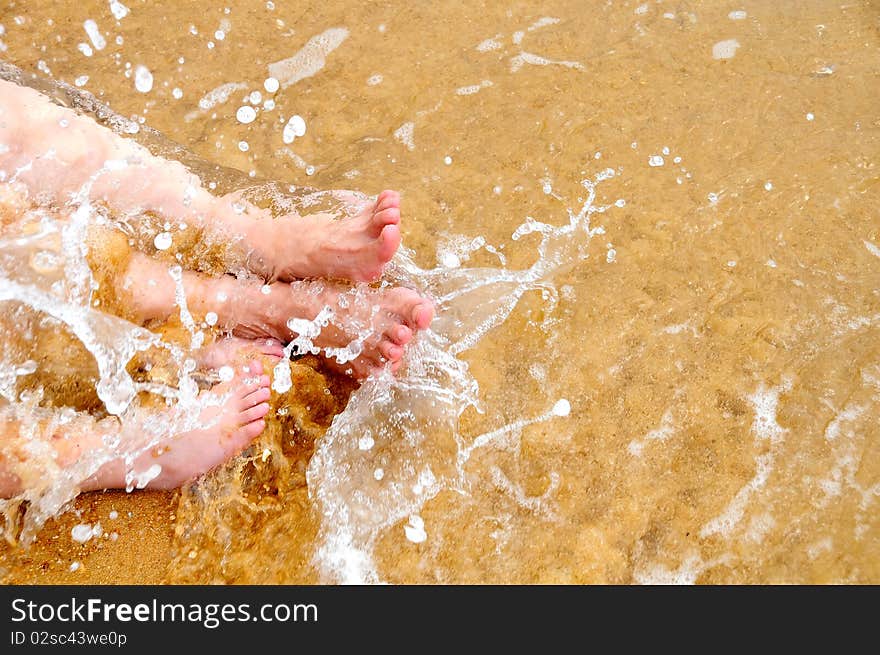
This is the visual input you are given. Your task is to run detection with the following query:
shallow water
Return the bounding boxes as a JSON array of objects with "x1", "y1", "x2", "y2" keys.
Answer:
[{"x1": 0, "y1": 0, "x2": 878, "y2": 583}]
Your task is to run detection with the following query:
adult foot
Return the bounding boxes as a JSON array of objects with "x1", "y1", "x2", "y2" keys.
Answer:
[
  {"x1": 85, "y1": 361, "x2": 271, "y2": 490},
  {"x1": 271, "y1": 189, "x2": 402, "y2": 283}
]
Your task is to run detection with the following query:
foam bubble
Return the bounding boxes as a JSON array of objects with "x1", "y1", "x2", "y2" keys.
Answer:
[
  {"x1": 393, "y1": 122, "x2": 415, "y2": 151},
  {"x1": 71, "y1": 524, "x2": 93, "y2": 543},
  {"x1": 648, "y1": 155, "x2": 665, "y2": 167},
  {"x1": 552, "y1": 399, "x2": 571, "y2": 416},
  {"x1": 218, "y1": 365, "x2": 234, "y2": 382},
  {"x1": 134, "y1": 65, "x2": 153, "y2": 93},
  {"x1": 282, "y1": 115, "x2": 306, "y2": 143},
  {"x1": 236, "y1": 106, "x2": 257, "y2": 124},
  {"x1": 404, "y1": 515, "x2": 427, "y2": 543},
  {"x1": 109, "y1": 1, "x2": 130, "y2": 21},
  {"x1": 263, "y1": 77, "x2": 280, "y2": 93},
  {"x1": 712, "y1": 39, "x2": 740, "y2": 60},
  {"x1": 83, "y1": 19, "x2": 106, "y2": 51},
  {"x1": 153, "y1": 232, "x2": 172, "y2": 250}
]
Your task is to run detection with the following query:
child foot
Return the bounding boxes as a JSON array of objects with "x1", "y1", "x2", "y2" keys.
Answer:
[
  {"x1": 232, "y1": 280, "x2": 434, "y2": 379},
  {"x1": 88, "y1": 361, "x2": 272, "y2": 490},
  {"x1": 273, "y1": 189, "x2": 402, "y2": 283},
  {"x1": 196, "y1": 336, "x2": 285, "y2": 371}
]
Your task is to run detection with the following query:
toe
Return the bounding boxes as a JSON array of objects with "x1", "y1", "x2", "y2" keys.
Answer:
[
  {"x1": 390, "y1": 324, "x2": 412, "y2": 345},
  {"x1": 372, "y1": 205, "x2": 401, "y2": 229},
  {"x1": 243, "y1": 386, "x2": 271, "y2": 406},
  {"x1": 375, "y1": 190, "x2": 401, "y2": 213},
  {"x1": 243, "y1": 360, "x2": 264, "y2": 377},
  {"x1": 411, "y1": 301, "x2": 434, "y2": 330},
  {"x1": 380, "y1": 341, "x2": 404, "y2": 362},
  {"x1": 241, "y1": 402, "x2": 270, "y2": 424},
  {"x1": 235, "y1": 420, "x2": 266, "y2": 446}
]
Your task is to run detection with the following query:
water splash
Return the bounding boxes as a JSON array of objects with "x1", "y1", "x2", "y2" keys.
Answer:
[{"x1": 307, "y1": 168, "x2": 621, "y2": 582}]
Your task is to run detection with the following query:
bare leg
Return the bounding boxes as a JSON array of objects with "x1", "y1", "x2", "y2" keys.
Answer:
[
  {"x1": 0, "y1": 361, "x2": 270, "y2": 498},
  {"x1": 120, "y1": 252, "x2": 433, "y2": 378},
  {"x1": 0, "y1": 79, "x2": 403, "y2": 283}
]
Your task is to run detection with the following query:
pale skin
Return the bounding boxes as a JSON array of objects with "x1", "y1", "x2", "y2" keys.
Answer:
[
  {"x1": 0, "y1": 360, "x2": 272, "y2": 498},
  {"x1": 0, "y1": 77, "x2": 434, "y2": 495}
]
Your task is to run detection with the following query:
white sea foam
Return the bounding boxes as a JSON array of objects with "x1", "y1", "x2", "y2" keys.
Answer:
[
  {"x1": 267, "y1": 27, "x2": 349, "y2": 89},
  {"x1": 393, "y1": 122, "x2": 415, "y2": 151},
  {"x1": 712, "y1": 39, "x2": 740, "y2": 60},
  {"x1": 699, "y1": 380, "x2": 790, "y2": 539}
]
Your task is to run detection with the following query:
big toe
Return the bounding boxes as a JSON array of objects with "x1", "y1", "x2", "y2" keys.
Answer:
[
  {"x1": 229, "y1": 420, "x2": 266, "y2": 452},
  {"x1": 411, "y1": 301, "x2": 434, "y2": 330}
]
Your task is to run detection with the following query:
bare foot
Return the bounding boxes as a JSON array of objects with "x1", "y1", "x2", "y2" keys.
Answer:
[
  {"x1": 231, "y1": 280, "x2": 434, "y2": 378},
  {"x1": 195, "y1": 336, "x2": 285, "y2": 371},
  {"x1": 84, "y1": 361, "x2": 271, "y2": 491},
  {"x1": 270, "y1": 190, "x2": 402, "y2": 283}
]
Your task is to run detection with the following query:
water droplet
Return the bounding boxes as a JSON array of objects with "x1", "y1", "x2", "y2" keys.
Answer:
[
  {"x1": 71, "y1": 524, "x2": 93, "y2": 543},
  {"x1": 236, "y1": 105, "x2": 257, "y2": 124},
  {"x1": 552, "y1": 399, "x2": 571, "y2": 416},
  {"x1": 404, "y1": 515, "x2": 427, "y2": 543},
  {"x1": 282, "y1": 115, "x2": 306, "y2": 143},
  {"x1": 154, "y1": 232, "x2": 172, "y2": 250},
  {"x1": 444, "y1": 156, "x2": 453, "y2": 165},
  {"x1": 134, "y1": 65, "x2": 153, "y2": 93}
]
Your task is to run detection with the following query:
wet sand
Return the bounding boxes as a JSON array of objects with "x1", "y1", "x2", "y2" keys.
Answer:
[{"x1": 0, "y1": 0, "x2": 878, "y2": 583}]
